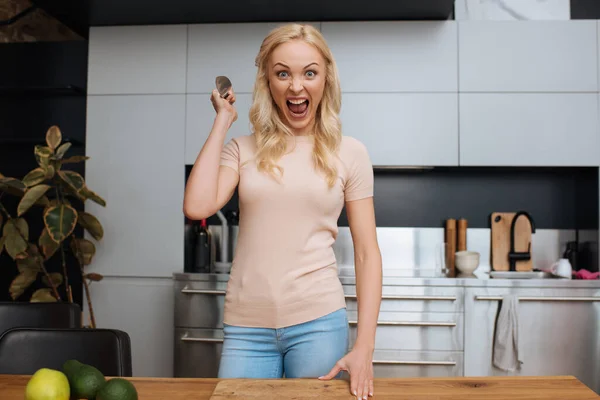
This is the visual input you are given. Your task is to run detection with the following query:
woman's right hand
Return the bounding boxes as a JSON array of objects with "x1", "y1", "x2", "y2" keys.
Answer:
[{"x1": 211, "y1": 88, "x2": 238, "y2": 124}]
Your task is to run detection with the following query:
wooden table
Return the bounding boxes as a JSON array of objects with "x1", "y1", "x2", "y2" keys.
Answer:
[{"x1": 1, "y1": 374, "x2": 598, "y2": 399}]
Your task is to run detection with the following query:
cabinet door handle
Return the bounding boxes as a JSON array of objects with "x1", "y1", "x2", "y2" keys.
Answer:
[
  {"x1": 348, "y1": 320, "x2": 456, "y2": 327},
  {"x1": 475, "y1": 296, "x2": 600, "y2": 302},
  {"x1": 181, "y1": 335, "x2": 224, "y2": 343},
  {"x1": 345, "y1": 294, "x2": 456, "y2": 301},
  {"x1": 181, "y1": 287, "x2": 226, "y2": 295},
  {"x1": 373, "y1": 360, "x2": 456, "y2": 366}
]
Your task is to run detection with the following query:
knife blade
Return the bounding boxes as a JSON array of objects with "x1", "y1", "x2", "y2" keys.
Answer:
[{"x1": 215, "y1": 76, "x2": 232, "y2": 99}]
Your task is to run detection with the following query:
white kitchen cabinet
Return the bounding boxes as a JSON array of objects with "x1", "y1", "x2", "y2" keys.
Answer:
[
  {"x1": 83, "y1": 277, "x2": 174, "y2": 377},
  {"x1": 87, "y1": 25, "x2": 188, "y2": 95},
  {"x1": 186, "y1": 22, "x2": 320, "y2": 94},
  {"x1": 185, "y1": 94, "x2": 253, "y2": 164},
  {"x1": 459, "y1": 93, "x2": 599, "y2": 166},
  {"x1": 85, "y1": 95, "x2": 185, "y2": 277},
  {"x1": 458, "y1": 21, "x2": 598, "y2": 92},
  {"x1": 464, "y1": 287, "x2": 600, "y2": 394},
  {"x1": 321, "y1": 21, "x2": 457, "y2": 92},
  {"x1": 340, "y1": 93, "x2": 459, "y2": 166}
]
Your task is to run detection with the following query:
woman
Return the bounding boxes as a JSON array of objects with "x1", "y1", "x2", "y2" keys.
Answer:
[{"x1": 183, "y1": 23, "x2": 382, "y2": 399}]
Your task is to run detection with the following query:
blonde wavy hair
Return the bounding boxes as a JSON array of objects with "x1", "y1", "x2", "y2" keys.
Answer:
[{"x1": 249, "y1": 23, "x2": 342, "y2": 188}]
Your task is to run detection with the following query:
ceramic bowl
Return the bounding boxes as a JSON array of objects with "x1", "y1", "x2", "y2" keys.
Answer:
[{"x1": 455, "y1": 251, "x2": 480, "y2": 274}]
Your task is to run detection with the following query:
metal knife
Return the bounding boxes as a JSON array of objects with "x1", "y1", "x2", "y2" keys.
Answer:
[{"x1": 215, "y1": 76, "x2": 232, "y2": 99}]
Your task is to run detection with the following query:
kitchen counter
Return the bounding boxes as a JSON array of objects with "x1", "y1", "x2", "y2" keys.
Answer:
[
  {"x1": 173, "y1": 271, "x2": 600, "y2": 289},
  {"x1": 172, "y1": 270, "x2": 600, "y2": 392},
  {"x1": 1, "y1": 374, "x2": 598, "y2": 399}
]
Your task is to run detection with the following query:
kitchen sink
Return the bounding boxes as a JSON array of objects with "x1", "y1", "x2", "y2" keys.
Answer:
[{"x1": 489, "y1": 270, "x2": 558, "y2": 279}]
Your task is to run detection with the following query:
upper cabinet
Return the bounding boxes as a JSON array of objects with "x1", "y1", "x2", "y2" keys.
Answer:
[
  {"x1": 458, "y1": 21, "x2": 598, "y2": 92},
  {"x1": 341, "y1": 93, "x2": 459, "y2": 166},
  {"x1": 321, "y1": 21, "x2": 458, "y2": 92},
  {"x1": 88, "y1": 25, "x2": 188, "y2": 95},
  {"x1": 186, "y1": 23, "x2": 321, "y2": 94},
  {"x1": 459, "y1": 93, "x2": 599, "y2": 167},
  {"x1": 85, "y1": 94, "x2": 186, "y2": 277}
]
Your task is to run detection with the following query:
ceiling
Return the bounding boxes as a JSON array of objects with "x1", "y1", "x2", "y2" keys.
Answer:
[{"x1": 28, "y1": 0, "x2": 455, "y2": 39}]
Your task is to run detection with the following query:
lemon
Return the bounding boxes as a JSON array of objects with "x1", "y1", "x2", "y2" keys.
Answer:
[{"x1": 25, "y1": 368, "x2": 70, "y2": 400}]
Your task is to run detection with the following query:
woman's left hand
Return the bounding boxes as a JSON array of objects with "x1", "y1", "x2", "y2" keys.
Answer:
[{"x1": 319, "y1": 345, "x2": 374, "y2": 399}]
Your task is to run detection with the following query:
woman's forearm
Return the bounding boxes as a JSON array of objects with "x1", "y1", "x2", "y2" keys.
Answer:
[
  {"x1": 183, "y1": 113, "x2": 234, "y2": 219},
  {"x1": 353, "y1": 251, "x2": 383, "y2": 351}
]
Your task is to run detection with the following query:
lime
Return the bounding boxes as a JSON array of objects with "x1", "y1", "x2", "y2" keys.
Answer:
[
  {"x1": 96, "y1": 378, "x2": 138, "y2": 400},
  {"x1": 62, "y1": 359, "x2": 106, "y2": 399}
]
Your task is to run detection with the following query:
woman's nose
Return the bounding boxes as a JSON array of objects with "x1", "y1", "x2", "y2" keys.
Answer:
[{"x1": 289, "y1": 78, "x2": 304, "y2": 93}]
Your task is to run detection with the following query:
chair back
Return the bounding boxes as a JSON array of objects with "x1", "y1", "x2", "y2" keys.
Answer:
[
  {"x1": 0, "y1": 327, "x2": 133, "y2": 376},
  {"x1": 0, "y1": 302, "x2": 81, "y2": 335}
]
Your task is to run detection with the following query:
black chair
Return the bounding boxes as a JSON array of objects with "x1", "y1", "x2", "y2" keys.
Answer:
[
  {"x1": 0, "y1": 327, "x2": 133, "y2": 376},
  {"x1": 0, "y1": 302, "x2": 81, "y2": 335}
]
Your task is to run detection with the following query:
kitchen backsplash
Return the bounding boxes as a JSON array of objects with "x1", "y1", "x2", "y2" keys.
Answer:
[
  {"x1": 185, "y1": 165, "x2": 599, "y2": 275},
  {"x1": 201, "y1": 225, "x2": 598, "y2": 276},
  {"x1": 186, "y1": 165, "x2": 599, "y2": 230}
]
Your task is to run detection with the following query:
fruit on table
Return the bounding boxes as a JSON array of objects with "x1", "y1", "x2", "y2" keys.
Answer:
[
  {"x1": 96, "y1": 378, "x2": 138, "y2": 400},
  {"x1": 62, "y1": 359, "x2": 106, "y2": 399},
  {"x1": 25, "y1": 368, "x2": 70, "y2": 400}
]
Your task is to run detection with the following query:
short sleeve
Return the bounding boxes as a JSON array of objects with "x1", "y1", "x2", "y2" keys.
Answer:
[
  {"x1": 220, "y1": 138, "x2": 240, "y2": 174},
  {"x1": 344, "y1": 139, "x2": 374, "y2": 202}
]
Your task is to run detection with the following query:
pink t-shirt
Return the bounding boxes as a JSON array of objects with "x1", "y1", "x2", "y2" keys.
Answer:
[{"x1": 219, "y1": 134, "x2": 373, "y2": 328}]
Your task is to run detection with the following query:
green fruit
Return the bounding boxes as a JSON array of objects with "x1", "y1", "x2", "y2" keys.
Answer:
[
  {"x1": 96, "y1": 378, "x2": 138, "y2": 400},
  {"x1": 62, "y1": 359, "x2": 83, "y2": 377},
  {"x1": 62, "y1": 359, "x2": 106, "y2": 399}
]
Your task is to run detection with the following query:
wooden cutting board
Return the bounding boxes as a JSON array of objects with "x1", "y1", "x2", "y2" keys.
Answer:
[
  {"x1": 209, "y1": 379, "x2": 355, "y2": 399},
  {"x1": 490, "y1": 212, "x2": 533, "y2": 271}
]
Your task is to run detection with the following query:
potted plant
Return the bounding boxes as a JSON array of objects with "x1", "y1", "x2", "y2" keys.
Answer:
[{"x1": 0, "y1": 125, "x2": 105, "y2": 328}]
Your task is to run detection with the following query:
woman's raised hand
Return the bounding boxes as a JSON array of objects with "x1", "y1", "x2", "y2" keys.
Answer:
[{"x1": 211, "y1": 87, "x2": 238, "y2": 124}]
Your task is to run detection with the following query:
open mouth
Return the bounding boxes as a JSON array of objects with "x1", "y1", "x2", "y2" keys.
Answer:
[{"x1": 286, "y1": 99, "x2": 309, "y2": 119}]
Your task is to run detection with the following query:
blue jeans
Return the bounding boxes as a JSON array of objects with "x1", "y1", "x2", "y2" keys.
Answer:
[{"x1": 218, "y1": 308, "x2": 349, "y2": 378}]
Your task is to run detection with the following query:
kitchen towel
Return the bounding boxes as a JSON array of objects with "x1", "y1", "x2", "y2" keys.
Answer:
[{"x1": 492, "y1": 294, "x2": 523, "y2": 372}]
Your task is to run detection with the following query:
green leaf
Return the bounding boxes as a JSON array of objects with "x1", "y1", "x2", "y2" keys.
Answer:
[
  {"x1": 21, "y1": 168, "x2": 47, "y2": 187},
  {"x1": 14, "y1": 218, "x2": 29, "y2": 241},
  {"x1": 42, "y1": 272, "x2": 63, "y2": 288},
  {"x1": 17, "y1": 184, "x2": 51, "y2": 217},
  {"x1": 9, "y1": 270, "x2": 37, "y2": 300},
  {"x1": 81, "y1": 186, "x2": 106, "y2": 207},
  {"x1": 58, "y1": 170, "x2": 85, "y2": 193},
  {"x1": 0, "y1": 177, "x2": 25, "y2": 197},
  {"x1": 45, "y1": 126, "x2": 62, "y2": 150},
  {"x1": 44, "y1": 164, "x2": 56, "y2": 180},
  {"x1": 43, "y1": 205, "x2": 78, "y2": 244},
  {"x1": 30, "y1": 288, "x2": 57, "y2": 303},
  {"x1": 39, "y1": 228, "x2": 60, "y2": 260},
  {"x1": 55, "y1": 142, "x2": 71, "y2": 159},
  {"x1": 34, "y1": 146, "x2": 53, "y2": 169},
  {"x1": 0, "y1": 235, "x2": 5, "y2": 256},
  {"x1": 61, "y1": 155, "x2": 89, "y2": 164},
  {"x1": 71, "y1": 238, "x2": 96, "y2": 266},
  {"x1": 78, "y1": 211, "x2": 104, "y2": 241},
  {"x1": 16, "y1": 255, "x2": 42, "y2": 274},
  {"x1": 3, "y1": 218, "x2": 28, "y2": 259}
]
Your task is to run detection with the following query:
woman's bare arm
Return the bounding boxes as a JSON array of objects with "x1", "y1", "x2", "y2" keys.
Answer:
[{"x1": 183, "y1": 89, "x2": 239, "y2": 220}]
